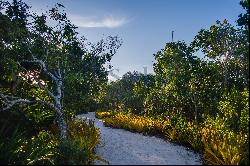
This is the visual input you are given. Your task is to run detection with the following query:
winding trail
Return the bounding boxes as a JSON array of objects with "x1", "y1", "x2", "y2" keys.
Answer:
[{"x1": 77, "y1": 112, "x2": 202, "y2": 165}]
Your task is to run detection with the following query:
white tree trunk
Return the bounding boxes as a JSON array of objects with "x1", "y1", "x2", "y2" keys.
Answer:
[
  {"x1": 54, "y1": 101, "x2": 67, "y2": 140},
  {"x1": 54, "y1": 72, "x2": 67, "y2": 140}
]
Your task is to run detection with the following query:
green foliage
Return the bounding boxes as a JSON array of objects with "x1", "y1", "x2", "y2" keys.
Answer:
[
  {"x1": 202, "y1": 117, "x2": 248, "y2": 165},
  {"x1": 239, "y1": 88, "x2": 249, "y2": 133},
  {"x1": 18, "y1": 131, "x2": 58, "y2": 165},
  {"x1": 56, "y1": 118, "x2": 100, "y2": 165},
  {"x1": 100, "y1": 1, "x2": 249, "y2": 165},
  {"x1": 237, "y1": 0, "x2": 249, "y2": 30},
  {"x1": 0, "y1": 113, "x2": 101, "y2": 165},
  {"x1": 217, "y1": 87, "x2": 249, "y2": 132},
  {"x1": 56, "y1": 139, "x2": 88, "y2": 165},
  {"x1": 63, "y1": 35, "x2": 122, "y2": 114},
  {"x1": 0, "y1": 126, "x2": 58, "y2": 165},
  {"x1": 100, "y1": 71, "x2": 154, "y2": 114},
  {"x1": 192, "y1": 20, "x2": 248, "y2": 89},
  {"x1": 0, "y1": 124, "x2": 25, "y2": 165},
  {"x1": 0, "y1": 0, "x2": 116, "y2": 164}
]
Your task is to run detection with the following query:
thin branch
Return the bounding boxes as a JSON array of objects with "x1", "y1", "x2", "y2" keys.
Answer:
[{"x1": 0, "y1": 93, "x2": 54, "y2": 112}]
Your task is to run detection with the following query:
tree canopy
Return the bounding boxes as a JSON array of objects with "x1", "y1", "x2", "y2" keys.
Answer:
[{"x1": 0, "y1": 0, "x2": 122, "y2": 139}]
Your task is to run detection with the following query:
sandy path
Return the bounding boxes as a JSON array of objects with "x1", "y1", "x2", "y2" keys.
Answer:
[{"x1": 77, "y1": 112, "x2": 202, "y2": 165}]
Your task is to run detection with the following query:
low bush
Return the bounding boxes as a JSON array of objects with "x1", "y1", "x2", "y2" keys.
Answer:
[
  {"x1": 0, "y1": 113, "x2": 101, "y2": 165},
  {"x1": 56, "y1": 118, "x2": 101, "y2": 165},
  {"x1": 0, "y1": 125, "x2": 58, "y2": 165},
  {"x1": 95, "y1": 111, "x2": 115, "y2": 119}
]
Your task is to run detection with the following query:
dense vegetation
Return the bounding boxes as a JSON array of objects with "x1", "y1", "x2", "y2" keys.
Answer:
[
  {"x1": 0, "y1": 0, "x2": 249, "y2": 165},
  {"x1": 96, "y1": 0, "x2": 249, "y2": 165},
  {"x1": 0, "y1": 0, "x2": 120, "y2": 164}
]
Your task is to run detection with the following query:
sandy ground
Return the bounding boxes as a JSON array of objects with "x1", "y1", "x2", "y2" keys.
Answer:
[{"x1": 77, "y1": 112, "x2": 202, "y2": 165}]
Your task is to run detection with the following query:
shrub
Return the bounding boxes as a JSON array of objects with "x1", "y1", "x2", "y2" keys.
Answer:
[
  {"x1": 0, "y1": 126, "x2": 58, "y2": 165},
  {"x1": 0, "y1": 124, "x2": 25, "y2": 165},
  {"x1": 202, "y1": 117, "x2": 248, "y2": 165},
  {"x1": 18, "y1": 131, "x2": 58, "y2": 165},
  {"x1": 56, "y1": 118, "x2": 100, "y2": 165},
  {"x1": 0, "y1": 112, "x2": 101, "y2": 165},
  {"x1": 95, "y1": 111, "x2": 115, "y2": 119}
]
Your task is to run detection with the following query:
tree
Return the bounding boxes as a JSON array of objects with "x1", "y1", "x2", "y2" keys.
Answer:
[
  {"x1": 63, "y1": 36, "x2": 121, "y2": 113},
  {"x1": 0, "y1": 0, "x2": 121, "y2": 139},
  {"x1": 152, "y1": 41, "x2": 196, "y2": 118},
  {"x1": 192, "y1": 20, "x2": 248, "y2": 90},
  {"x1": 237, "y1": 0, "x2": 249, "y2": 32},
  {"x1": 101, "y1": 71, "x2": 149, "y2": 113}
]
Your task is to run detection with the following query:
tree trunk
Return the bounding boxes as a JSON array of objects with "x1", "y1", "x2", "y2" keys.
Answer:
[
  {"x1": 54, "y1": 74, "x2": 67, "y2": 140},
  {"x1": 55, "y1": 100, "x2": 67, "y2": 140}
]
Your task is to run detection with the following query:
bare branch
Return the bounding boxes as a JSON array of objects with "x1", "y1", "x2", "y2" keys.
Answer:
[{"x1": 0, "y1": 93, "x2": 54, "y2": 112}]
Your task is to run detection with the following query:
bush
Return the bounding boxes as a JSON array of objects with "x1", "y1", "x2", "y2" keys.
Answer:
[
  {"x1": 18, "y1": 131, "x2": 58, "y2": 165},
  {"x1": 0, "y1": 126, "x2": 58, "y2": 165},
  {"x1": 0, "y1": 111, "x2": 101, "y2": 165},
  {"x1": 95, "y1": 111, "x2": 115, "y2": 119},
  {"x1": 202, "y1": 116, "x2": 248, "y2": 165},
  {"x1": 0, "y1": 123, "x2": 25, "y2": 165},
  {"x1": 56, "y1": 118, "x2": 100, "y2": 165}
]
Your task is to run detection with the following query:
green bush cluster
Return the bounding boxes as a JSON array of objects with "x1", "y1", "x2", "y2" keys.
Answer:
[{"x1": 0, "y1": 109, "x2": 100, "y2": 165}]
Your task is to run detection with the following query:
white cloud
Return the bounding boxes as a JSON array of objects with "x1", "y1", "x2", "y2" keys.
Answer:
[{"x1": 69, "y1": 14, "x2": 128, "y2": 28}]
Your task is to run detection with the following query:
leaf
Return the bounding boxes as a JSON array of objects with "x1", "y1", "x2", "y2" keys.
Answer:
[
  {"x1": 204, "y1": 147, "x2": 225, "y2": 165},
  {"x1": 213, "y1": 143, "x2": 218, "y2": 151}
]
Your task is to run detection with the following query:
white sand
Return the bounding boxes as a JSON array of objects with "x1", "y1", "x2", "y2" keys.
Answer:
[{"x1": 77, "y1": 112, "x2": 202, "y2": 165}]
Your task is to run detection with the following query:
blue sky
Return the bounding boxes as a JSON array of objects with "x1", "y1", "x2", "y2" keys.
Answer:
[{"x1": 25, "y1": 0, "x2": 244, "y2": 80}]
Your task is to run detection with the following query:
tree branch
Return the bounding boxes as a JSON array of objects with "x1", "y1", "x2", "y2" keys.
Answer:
[{"x1": 0, "y1": 93, "x2": 55, "y2": 112}]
